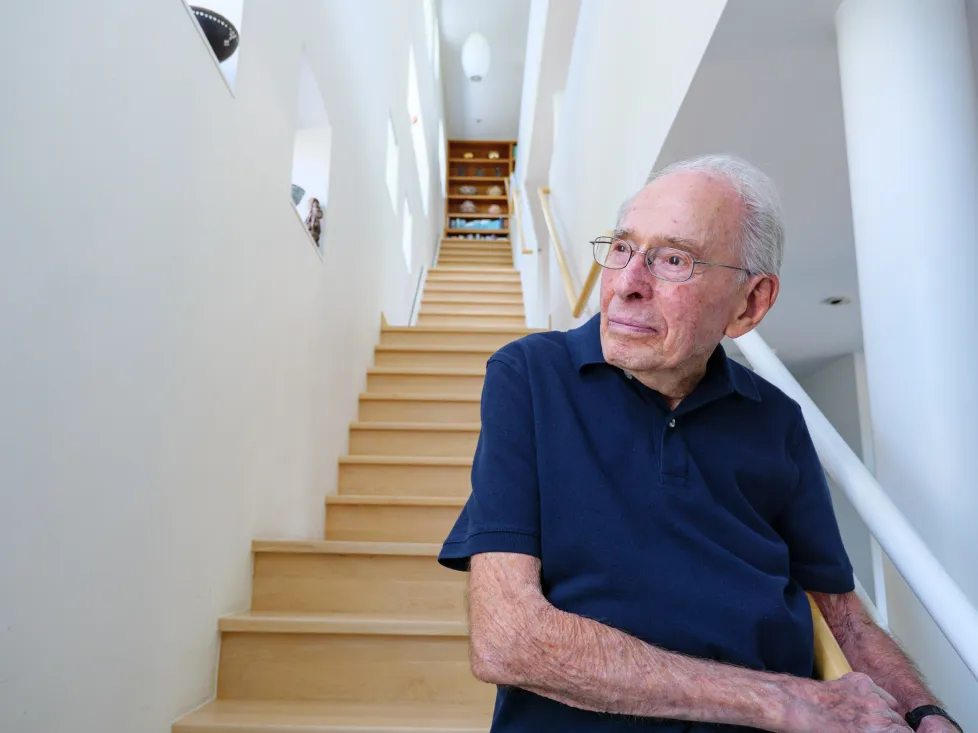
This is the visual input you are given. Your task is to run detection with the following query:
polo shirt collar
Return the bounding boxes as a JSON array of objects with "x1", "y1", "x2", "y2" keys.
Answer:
[{"x1": 566, "y1": 313, "x2": 761, "y2": 403}]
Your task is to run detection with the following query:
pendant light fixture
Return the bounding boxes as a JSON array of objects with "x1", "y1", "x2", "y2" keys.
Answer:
[{"x1": 461, "y1": 31, "x2": 491, "y2": 81}]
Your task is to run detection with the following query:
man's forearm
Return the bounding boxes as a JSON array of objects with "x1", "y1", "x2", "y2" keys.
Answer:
[
  {"x1": 468, "y1": 554, "x2": 794, "y2": 730},
  {"x1": 812, "y1": 591, "x2": 940, "y2": 715},
  {"x1": 506, "y1": 599, "x2": 792, "y2": 728}
]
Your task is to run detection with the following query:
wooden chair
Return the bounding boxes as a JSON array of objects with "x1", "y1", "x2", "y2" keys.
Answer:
[{"x1": 808, "y1": 592, "x2": 852, "y2": 680}]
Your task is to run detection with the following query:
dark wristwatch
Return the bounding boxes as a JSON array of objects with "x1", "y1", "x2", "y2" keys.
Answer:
[{"x1": 905, "y1": 705, "x2": 963, "y2": 732}]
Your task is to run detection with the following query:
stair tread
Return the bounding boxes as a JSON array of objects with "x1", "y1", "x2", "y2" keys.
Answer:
[
  {"x1": 339, "y1": 455, "x2": 471, "y2": 466},
  {"x1": 367, "y1": 367, "x2": 486, "y2": 376},
  {"x1": 349, "y1": 421, "x2": 481, "y2": 432},
  {"x1": 219, "y1": 610, "x2": 468, "y2": 636},
  {"x1": 358, "y1": 393, "x2": 481, "y2": 403},
  {"x1": 327, "y1": 495, "x2": 467, "y2": 507},
  {"x1": 175, "y1": 699, "x2": 490, "y2": 732},
  {"x1": 374, "y1": 345, "x2": 497, "y2": 354},
  {"x1": 381, "y1": 325, "x2": 537, "y2": 334},
  {"x1": 430, "y1": 266, "x2": 517, "y2": 273},
  {"x1": 252, "y1": 540, "x2": 443, "y2": 556}
]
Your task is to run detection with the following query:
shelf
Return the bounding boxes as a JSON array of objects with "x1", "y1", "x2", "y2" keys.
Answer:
[
  {"x1": 447, "y1": 194, "x2": 508, "y2": 201},
  {"x1": 449, "y1": 176, "x2": 507, "y2": 182},
  {"x1": 449, "y1": 157, "x2": 511, "y2": 164},
  {"x1": 447, "y1": 213, "x2": 508, "y2": 219},
  {"x1": 447, "y1": 228, "x2": 510, "y2": 235}
]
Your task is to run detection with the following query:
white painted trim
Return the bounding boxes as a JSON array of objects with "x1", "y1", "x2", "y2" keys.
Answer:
[
  {"x1": 736, "y1": 329, "x2": 978, "y2": 680},
  {"x1": 408, "y1": 266, "x2": 427, "y2": 326}
]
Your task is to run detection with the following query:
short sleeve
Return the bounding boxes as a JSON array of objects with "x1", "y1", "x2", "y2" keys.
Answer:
[
  {"x1": 437, "y1": 349, "x2": 541, "y2": 571},
  {"x1": 775, "y1": 407, "x2": 855, "y2": 593}
]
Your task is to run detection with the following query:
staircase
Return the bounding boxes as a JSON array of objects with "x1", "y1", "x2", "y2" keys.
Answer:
[{"x1": 174, "y1": 236, "x2": 536, "y2": 732}]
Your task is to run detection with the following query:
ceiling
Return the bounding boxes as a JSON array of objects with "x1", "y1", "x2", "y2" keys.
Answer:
[{"x1": 438, "y1": 0, "x2": 531, "y2": 141}]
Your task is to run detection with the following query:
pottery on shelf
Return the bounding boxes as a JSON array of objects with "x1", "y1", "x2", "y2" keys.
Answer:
[
  {"x1": 488, "y1": 150, "x2": 500, "y2": 159},
  {"x1": 487, "y1": 185, "x2": 503, "y2": 196},
  {"x1": 460, "y1": 200, "x2": 477, "y2": 213},
  {"x1": 191, "y1": 6, "x2": 240, "y2": 62},
  {"x1": 458, "y1": 185, "x2": 478, "y2": 195},
  {"x1": 463, "y1": 152, "x2": 475, "y2": 159},
  {"x1": 488, "y1": 204, "x2": 502, "y2": 215}
]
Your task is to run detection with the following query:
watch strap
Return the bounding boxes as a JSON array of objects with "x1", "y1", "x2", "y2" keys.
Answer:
[{"x1": 905, "y1": 705, "x2": 963, "y2": 732}]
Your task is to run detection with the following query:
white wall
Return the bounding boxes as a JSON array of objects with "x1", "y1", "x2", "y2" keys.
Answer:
[
  {"x1": 546, "y1": 0, "x2": 727, "y2": 330},
  {"x1": 0, "y1": 1, "x2": 444, "y2": 731},
  {"x1": 796, "y1": 354, "x2": 875, "y2": 603}
]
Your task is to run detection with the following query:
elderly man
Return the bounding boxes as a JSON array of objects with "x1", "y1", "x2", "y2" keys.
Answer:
[{"x1": 437, "y1": 155, "x2": 962, "y2": 733}]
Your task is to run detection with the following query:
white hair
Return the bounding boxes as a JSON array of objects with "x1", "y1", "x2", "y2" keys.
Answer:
[{"x1": 617, "y1": 153, "x2": 785, "y2": 277}]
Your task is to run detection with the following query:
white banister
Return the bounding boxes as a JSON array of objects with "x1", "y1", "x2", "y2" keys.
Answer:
[{"x1": 736, "y1": 329, "x2": 978, "y2": 681}]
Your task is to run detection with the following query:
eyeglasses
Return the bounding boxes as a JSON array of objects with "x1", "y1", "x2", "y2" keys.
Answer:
[{"x1": 590, "y1": 236, "x2": 748, "y2": 283}]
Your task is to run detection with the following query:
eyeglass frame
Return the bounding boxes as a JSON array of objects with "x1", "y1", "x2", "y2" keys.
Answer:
[{"x1": 589, "y1": 235, "x2": 750, "y2": 283}]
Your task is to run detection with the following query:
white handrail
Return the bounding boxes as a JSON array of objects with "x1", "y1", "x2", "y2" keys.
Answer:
[{"x1": 735, "y1": 329, "x2": 978, "y2": 681}]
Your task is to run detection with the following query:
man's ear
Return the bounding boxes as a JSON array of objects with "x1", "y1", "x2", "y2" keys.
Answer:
[{"x1": 725, "y1": 274, "x2": 779, "y2": 340}]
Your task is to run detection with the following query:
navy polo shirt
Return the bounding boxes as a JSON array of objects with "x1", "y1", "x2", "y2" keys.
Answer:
[{"x1": 438, "y1": 314, "x2": 854, "y2": 732}]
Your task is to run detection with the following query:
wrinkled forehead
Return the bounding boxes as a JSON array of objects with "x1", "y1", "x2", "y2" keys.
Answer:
[{"x1": 616, "y1": 171, "x2": 743, "y2": 259}]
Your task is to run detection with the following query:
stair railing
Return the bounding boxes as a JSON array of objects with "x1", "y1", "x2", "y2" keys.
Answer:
[
  {"x1": 538, "y1": 187, "x2": 602, "y2": 319},
  {"x1": 508, "y1": 175, "x2": 534, "y2": 256},
  {"x1": 734, "y1": 329, "x2": 978, "y2": 680}
]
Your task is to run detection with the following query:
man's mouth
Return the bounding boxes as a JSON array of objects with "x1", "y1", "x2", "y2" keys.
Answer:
[{"x1": 608, "y1": 317, "x2": 657, "y2": 334}]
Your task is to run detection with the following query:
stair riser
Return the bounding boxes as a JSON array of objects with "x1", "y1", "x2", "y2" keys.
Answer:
[
  {"x1": 420, "y1": 291, "x2": 524, "y2": 304},
  {"x1": 217, "y1": 632, "x2": 493, "y2": 705},
  {"x1": 438, "y1": 254, "x2": 513, "y2": 263},
  {"x1": 252, "y1": 552, "x2": 466, "y2": 615},
  {"x1": 366, "y1": 372, "x2": 484, "y2": 395},
  {"x1": 358, "y1": 398, "x2": 481, "y2": 423},
  {"x1": 425, "y1": 283, "x2": 523, "y2": 296},
  {"x1": 439, "y1": 247, "x2": 512, "y2": 256},
  {"x1": 427, "y1": 271, "x2": 519, "y2": 282},
  {"x1": 421, "y1": 302, "x2": 524, "y2": 316},
  {"x1": 338, "y1": 461, "x2": 471, "y2": 495},
  {"x1": 417, "y1": 314, "x2": 526, "y2": 328},
  {"x1": 380, "y1": 330, "x2": 525, "y2": 349},
  {"x1": 348, "y1": 429, "x2": 479, "y2": 458},
  {"x1": 373, "y1": 350, "x2": 492, "y2": 370},
  {"x1": 326, "y1": 504, "x2": 462, "y2": 543}
]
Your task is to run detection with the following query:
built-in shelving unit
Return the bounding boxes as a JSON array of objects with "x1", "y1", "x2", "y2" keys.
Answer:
[{"x1": 444, "y1": 139, "x2": 517, "y2": 241}]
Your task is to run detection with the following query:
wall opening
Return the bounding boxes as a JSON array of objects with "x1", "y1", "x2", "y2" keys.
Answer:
[
  {"x1": 402, "y1": 196, "x2": 414, "y2": 272},
  {"x1": 386, "y1": 115, "x2": 400, "y2": 214},
  {"x1": 290, "y1": 50, "x2": 332, "y2": 252},
  {"x1": 182, "y1": 0, "x2": 244, "y2": 92},
  {"x1": 407, "y1": 47, "x2": 431, "y2": 216}
]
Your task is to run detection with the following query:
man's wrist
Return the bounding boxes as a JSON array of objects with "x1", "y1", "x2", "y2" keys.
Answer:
[{"x1": 915, "y1": 712, "x2": 962, "y2": 733}]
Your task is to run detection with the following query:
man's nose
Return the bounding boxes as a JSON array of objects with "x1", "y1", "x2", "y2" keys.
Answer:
[{"x1": 615, "y1": 251, "x2": 654, "y2": 298}]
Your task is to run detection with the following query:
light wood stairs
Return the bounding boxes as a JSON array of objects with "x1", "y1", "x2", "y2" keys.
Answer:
[{"x1": 174, "y1": 238, "x2": 538, "y2": 732}]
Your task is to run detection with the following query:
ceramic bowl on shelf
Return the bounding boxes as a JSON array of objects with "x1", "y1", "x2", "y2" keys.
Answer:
[
  {"x1": 488, "y1": 150, "x2": 500, "y2": 159},
  {"x1": 458, "y1": 185, "x2": 478, "y2": 195},
  {"x1": 488, "y1": 204, "x2": 502, "y2": 215},
  {"x1": 460, "y1": 200, "x2": 477, "y2": 213},
  {"x1": 463, "y1": 152, "x2": 475, "y2": 159},
  {"x1": 487, "y1": 185, "x2": 503, "y2": 196}
]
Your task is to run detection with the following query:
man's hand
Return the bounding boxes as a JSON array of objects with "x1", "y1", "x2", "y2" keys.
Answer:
[{"x1": 784, "y1": 672, "x2": 911, "y2": 733}]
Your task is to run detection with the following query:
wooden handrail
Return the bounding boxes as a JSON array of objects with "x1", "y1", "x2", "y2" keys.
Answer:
[
  {"x1": 808, "y1": 593, "x2": 853, "y2": 680},
  {"x1": 537, "y1": 187, "x2": 602, "y2": 319},
  {"x1": 508, "y1": 177, "x2": 533, "y2": 255}
]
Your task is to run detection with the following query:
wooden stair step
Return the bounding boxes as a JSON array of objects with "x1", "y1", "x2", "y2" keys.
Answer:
[
  {"x1": 326, "y1": 493, "x2": 467, "y2": 543},
  {"x1": 338, "y1": 455, "x2": 472, "y2": 496},
  {"x1": 424, "y1": 282, "x2": 523, "y2": 303},
  {"x1": 417, "y1": 313, "x2": 526, "y2": 328},
  {"x1": 439, "y1": 246, "x2": 512, "y2": 256},
  {"x1": 380, "y1": 325, "x2": 534, "y2": 348},
  {"x1": 215, "y1": 631, "x2": 491, "y2": 705},
  {"x1": 174, "y1": 699, "x2": 491, "y2": 732},
  {"x1": 438, "y1": 257, "x2": 513, "y2": 266},
  {"x1": 420, "y1": 303, "x2": 524, "y2": 316},
  {"x1": 219, "y1": 610, "x2": 468, "y2": 636},
  {"x1": 357, "y1": 393, "x2": 481, "y2": 423},
  {"x1": 251, "y1": 540, "x2": 465, "y2": 615},
  {"x1": 348, "y1": 421, "x2": 480, "y2": 458},
  {"x1": 373, "y1": 345, "x2": 495, "y2": 370},
  {"x1": 366, "y1": 367, "x2": 486, "y2": 395},
  {"x1": 429, "y1": 265, "x2": 517, "y2": 274}
]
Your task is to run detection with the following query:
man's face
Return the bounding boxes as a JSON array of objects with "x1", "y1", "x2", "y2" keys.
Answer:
[{"x1": 599, "y1": 171, "x2": 757, "y2": 374}]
